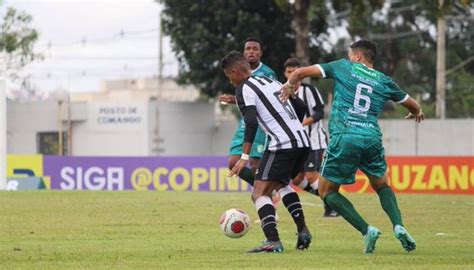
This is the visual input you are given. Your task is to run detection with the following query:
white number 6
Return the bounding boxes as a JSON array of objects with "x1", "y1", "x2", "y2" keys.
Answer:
[{"x1": 353, "y1": 83, "x2": 373, "y2": 113}]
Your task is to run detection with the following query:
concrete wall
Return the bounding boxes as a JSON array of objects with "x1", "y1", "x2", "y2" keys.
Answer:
[
  {"x1": 7, "y1": 100, "x2": 59, "y2": 154},
  {"x1": 379, "y1": 119, "x2": 474, "y2": 156},
  {"x1": 6, "y1": 100, "x2": 473, "y2": 156},
  {"x1": 157, "y1": 101, "x2": 216, "y2": 156},
  {"x1": 201, "y1": 119, "x2": 474, "y2": 157}
]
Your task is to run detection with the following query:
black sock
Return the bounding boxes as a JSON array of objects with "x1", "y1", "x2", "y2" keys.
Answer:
[
  {"x1": 238, "y1": 167, "x2": 254, "y2": 186},
  {"x1": 280, "y1": 186, "x2": 306, "y2": 232},
  {"x1": 255, "y1": 196, "x2": 279, "y2": 241}
]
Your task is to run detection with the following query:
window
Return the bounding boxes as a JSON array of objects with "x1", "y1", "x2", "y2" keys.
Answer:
[{"x1": 37, "y1": 132, "x2": 68, "y2": 155}]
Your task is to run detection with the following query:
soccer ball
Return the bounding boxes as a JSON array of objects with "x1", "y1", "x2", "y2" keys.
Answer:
[{"x1": 219, "y1": 208, "x2": 251, "y2": 238}]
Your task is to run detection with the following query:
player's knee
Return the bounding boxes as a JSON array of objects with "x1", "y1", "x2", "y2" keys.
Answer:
[
  {"x1": 318, "y1": 178, "x2": 338, "y2": 199},
  {"x1": 370, "y1": 180, "x2": 389, "y2": 192},
  {"x1": 318, "y1": 188, "x2": 330, "y2": 199}
]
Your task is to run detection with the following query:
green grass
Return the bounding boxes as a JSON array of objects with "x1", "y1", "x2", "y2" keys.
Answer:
[{"x1": 0, "y1": 191, "x2": 473, "y2": 269}]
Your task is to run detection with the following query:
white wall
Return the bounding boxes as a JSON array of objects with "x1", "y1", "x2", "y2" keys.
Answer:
[
  {"x1": 7, "y1": 100, "x2": 59, "y2": 154},
  {"x1": 157, "y1": 101, "x2": 216, "y2": 156},
  {"x1": 6, "y1": 100, "x2": 474, "y2": 156}
]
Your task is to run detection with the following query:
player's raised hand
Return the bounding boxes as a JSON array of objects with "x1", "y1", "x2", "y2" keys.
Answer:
[
  {"x1": 228, "y1": 159, "x2": 248, "y2": 177},
  {"x1": 405, "y1": 110, "x2": 424, "y2": 123},
  {"x1": 218, "y1": 94, "x2": 236, "y2": 105},
  {"x1": 279, "y1": 81, "x2": 297, "y2": 102}
]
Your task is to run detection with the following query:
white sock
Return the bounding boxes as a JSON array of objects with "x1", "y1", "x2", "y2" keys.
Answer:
[
  {"x1": 310, "y1": 179, "x2": 319, "y2": 190},
  {"x1": 297, "y1": 179, "x2": 309, "y2": 189}
]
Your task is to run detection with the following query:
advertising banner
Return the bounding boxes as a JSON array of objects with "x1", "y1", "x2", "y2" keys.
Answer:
[
  {"x1": 7, "y1": 155, "x2": 472, "y2": 194},
  {"x1": 43, "y1": 156, "x2": 251, "y2": 192},
  {"x1": 342, "y1": 157, "x2": 474, "y2": 194}
]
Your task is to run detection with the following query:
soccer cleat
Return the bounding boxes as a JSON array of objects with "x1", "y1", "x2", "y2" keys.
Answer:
[
  {"x1": 323, "y1": 209, "x2": 340, "y2": 217},
  {"x1": 247, "y1": 240, "x2": 284, "y2": 253},
  {"x1": 296, "y1": 227, "x2": 312, "y2": 250},
  {"x1": 363, "y1": 226, "x2": 381, "y2": 254},
  {"x1": 323, "y1": 204, "x2": 340, "y2": 218},
  {"x1": 394, "y1": 225, "x2": 416, "y2": 252}
]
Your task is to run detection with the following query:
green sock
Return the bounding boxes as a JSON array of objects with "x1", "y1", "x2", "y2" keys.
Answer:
[
  {"x1": 324, "y1": 192, "x2": 369, "y2": 235},
  {"x1": 377, "y1": 186, "x2": 403, "y2": 228},
  {"x1": 238, "y1": 167, "x2": 254, "y2": 186}
]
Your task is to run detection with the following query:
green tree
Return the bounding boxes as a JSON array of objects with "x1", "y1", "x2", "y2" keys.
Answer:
[
  {"x1": 0, "y1": 7, "x2": 40, "y2": 89},
  {"x1": 160, "y1": 0, "x2": 294, "y2": 97}
]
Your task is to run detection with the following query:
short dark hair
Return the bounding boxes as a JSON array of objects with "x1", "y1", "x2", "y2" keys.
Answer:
[
  {"x1": 244, "y1": 37, "x2": 263, "y2": 49},
  {"x1": 284, "y1": 58, "x2": 301, "y2": 68},
  {"x1": 220, "y1": 51, "x2": 249, "y2": 70},
  {"x1": 350, "y1": 40, "x2": 377, "y2": 63}
]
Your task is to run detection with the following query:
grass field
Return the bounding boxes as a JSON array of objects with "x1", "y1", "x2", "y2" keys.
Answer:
[{"x1": 0, "y1": 191, "x2": 473, "y2": 269}]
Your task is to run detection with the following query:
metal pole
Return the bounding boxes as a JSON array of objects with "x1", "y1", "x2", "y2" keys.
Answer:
[
  {"x1": 0, "y1": 0, "x2": 6, "y2": 190},
  {"x1": 67, "y1": 93, "x2": 72, "y2": 155},
  {"x1": 159, "y1": 12, "x2": 163, "y2": 80},
  {"x1": 155, "y1": 10, "x2": 163, "y2": 155},
  {"x1": 0, "y1": 77, "x2": 6, "y2": 190},
  {"x1": 436, "y1": 0, "x2": 446, "y2": 119},
  {"x1": 58, "y1": 100, "x2": 63, "y2": 156}
]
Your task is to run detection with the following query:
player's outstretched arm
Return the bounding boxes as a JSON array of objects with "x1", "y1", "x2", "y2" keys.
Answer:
[
  {"x1": 401, "y1": 97, "x2": 424, "y2": 123},
  {"x1": 280, "y1": 66, "x2": 323, "y2": 102}
]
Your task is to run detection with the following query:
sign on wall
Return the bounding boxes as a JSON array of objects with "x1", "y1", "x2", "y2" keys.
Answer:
[{"x1": 88, "y1": 101, "x2": 148, "y2": 131}]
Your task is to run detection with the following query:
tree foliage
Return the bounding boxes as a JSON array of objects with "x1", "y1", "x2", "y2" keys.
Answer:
[
  {"x1": 160, "y1": 0, "x2": 294, "y2": 97},
  {"x1": 0, "y1": 7, "x2": 40, "y2": 89},
  {"x1": 161, "y1": 0, "x2": 473, "y2": 117}
]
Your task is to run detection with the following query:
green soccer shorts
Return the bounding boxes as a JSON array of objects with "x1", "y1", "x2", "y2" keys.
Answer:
[
  {"x1": 228, "y1": 119, "x2": 267, "y2": 158},
  {"x1": 320, "y1": 133, "x2": 387, "y2": 185}
]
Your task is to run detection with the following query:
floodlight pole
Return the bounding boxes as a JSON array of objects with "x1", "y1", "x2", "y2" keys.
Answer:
[
  {"x1": 435, "y1": 0, "x2": 446, "y2": 119},
  {"x1": 0, "y1": 53, "x2": 6, "y2": 190}
]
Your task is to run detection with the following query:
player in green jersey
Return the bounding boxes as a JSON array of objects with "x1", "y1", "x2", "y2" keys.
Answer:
[{"x1": 281, "y1": 40, "x2": 424, "y2": 254}]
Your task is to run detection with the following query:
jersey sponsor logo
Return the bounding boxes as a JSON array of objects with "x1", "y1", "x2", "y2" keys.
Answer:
[
  {"x1": 345, "y1": 120, "x2": 375, "y2": 128},
  {"x1": 352, "y1": 64, "x2": 379, "y2": 80}
]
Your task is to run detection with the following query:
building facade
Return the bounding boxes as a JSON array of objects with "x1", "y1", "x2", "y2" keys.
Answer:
[{"x1": 6, "y1": 78, "x2": 474, "y2": 157}]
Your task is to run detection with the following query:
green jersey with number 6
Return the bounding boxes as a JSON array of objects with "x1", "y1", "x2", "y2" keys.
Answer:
[{"x1": 317, "y1": 59, "x2": 409, "y2": 137}]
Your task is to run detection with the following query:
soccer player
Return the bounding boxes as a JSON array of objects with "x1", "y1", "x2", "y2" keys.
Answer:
[
  {"x1": 283, "y1": 58, "x2": 339, "y2": 218},
  {"x1": 221, "y1": 51, "x2": 312, "y2": 253},
  {"x1": 281, "y1": 40, "x2": 423, "y2": 254},
  {"x1": 218, "y1": 37, "x2": 277, "y2": 186}
]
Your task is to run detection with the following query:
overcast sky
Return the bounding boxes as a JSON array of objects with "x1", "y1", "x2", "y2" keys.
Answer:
[{"x1": 4, "y1": 0, "x2": 178, "y2": 93}]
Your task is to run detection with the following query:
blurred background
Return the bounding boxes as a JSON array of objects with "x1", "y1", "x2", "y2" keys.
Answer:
[{"x1": 0, "y1": 0, "x2": 472, "y2": 185}]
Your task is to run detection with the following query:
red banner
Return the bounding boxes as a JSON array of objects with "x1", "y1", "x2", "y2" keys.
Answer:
[{"x1": 341, "y1": 157, "x2": 474, "y2": 195}]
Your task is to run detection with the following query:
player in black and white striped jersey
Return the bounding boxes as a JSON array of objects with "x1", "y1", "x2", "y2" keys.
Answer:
[
  {"x1": 284, "y1": 58, "x2": 339, "y2": 218},
  {"x1": 221, "y1": 51, "x2": 312, "y2": 253}
]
